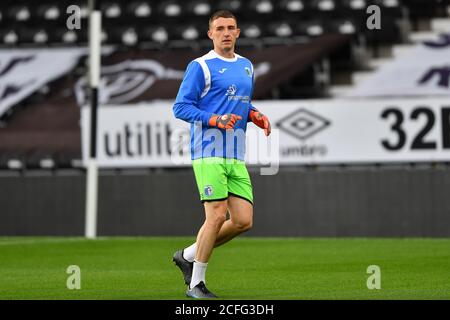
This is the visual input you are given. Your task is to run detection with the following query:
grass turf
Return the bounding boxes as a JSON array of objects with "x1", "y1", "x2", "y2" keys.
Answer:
[{"x1": 0, "y1": 237, "x2": 449, "y2": 300}]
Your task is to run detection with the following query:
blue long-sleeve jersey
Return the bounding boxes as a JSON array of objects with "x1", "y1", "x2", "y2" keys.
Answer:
[{"x1": 173, "y1": 50, "x2": 257, "y2": 160}]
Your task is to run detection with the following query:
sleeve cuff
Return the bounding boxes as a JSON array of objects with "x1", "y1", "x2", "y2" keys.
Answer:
[
  {"x1": 202, "y1": 112, "x2": 214, "y2": 127},
  {"x1": 247, "y1": 106, "x2": 258, "y2": 122}
]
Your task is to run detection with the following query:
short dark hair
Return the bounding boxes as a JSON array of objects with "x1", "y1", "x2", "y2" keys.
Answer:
[{"x1": 209, "y1": 10, "x2": 237, "y2": 29}]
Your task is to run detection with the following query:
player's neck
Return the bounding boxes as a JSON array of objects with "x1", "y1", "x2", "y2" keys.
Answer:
[{"x1": 213, "y1": 48, "x2": 235, "y2": 59}]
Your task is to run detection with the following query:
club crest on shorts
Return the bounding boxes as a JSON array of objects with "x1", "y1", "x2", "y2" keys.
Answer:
[{"x1": 204, "y1": 185, "x2": 214, "y2": 197}]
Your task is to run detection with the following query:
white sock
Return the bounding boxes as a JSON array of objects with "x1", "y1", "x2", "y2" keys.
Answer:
[
  {"x1": 190, "y1": 260, "x2": 208, "y2": 289},
  {"x1": 183, "y1": 243, "x2": 196, "y2": 262}
]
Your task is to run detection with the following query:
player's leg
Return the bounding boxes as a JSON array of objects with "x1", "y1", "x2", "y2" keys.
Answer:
[
  {"x1": 179, "y1": 157, "x2": 228, "y2": 258},
  {"x1": 173, "y1": 158, "x2": 227, "y2": 297},
  {"x1": 195, "y1": 200, "x2": 228, "y2": 263},
  {"x1": 214, "y1": 195, "x2": 253, "y2": 247},
  {"x1": 183, "y1": 195, "x2": 252, "y2": 255},
  {"x1": 186, "y1": 199, "x2": 226, "y2": 298},
  {"x1": 184, "y1": 160, "x2": 253, "y2": 250},
  {"x1": 187, "y1": 162, "x2": 253, "y2": 297},
  {"x1": 213, "y1": 159, "x2": 253, "y2": 246},
  {"x1": 173, "y1": 224, "x2": 207, "y2": 286}
]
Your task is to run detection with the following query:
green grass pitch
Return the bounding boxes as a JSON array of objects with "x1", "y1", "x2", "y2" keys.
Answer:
[{"x1": 0, "y1": 237, "x2": 449, "y2": 300}]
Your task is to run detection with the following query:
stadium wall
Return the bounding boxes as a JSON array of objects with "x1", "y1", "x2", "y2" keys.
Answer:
[{"x1": 1, "y1": 166, "x2": 449, "y2": 237}]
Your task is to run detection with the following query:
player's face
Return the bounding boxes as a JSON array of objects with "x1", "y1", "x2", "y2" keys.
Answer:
[{"x1": 208, "y1": 17, "x2": 240, "y2": 53}]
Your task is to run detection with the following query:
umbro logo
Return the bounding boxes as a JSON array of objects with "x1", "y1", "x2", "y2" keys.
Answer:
[
  {"x1": 219, "y1": 68, "x2": 227, "y2": 74},
  {"x1": 276, "y1": 108, "x2": 331, "y2": 140}
]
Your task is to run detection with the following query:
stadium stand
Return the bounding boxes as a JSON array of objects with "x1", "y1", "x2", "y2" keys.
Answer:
[{"x1": 0, "y1": 0, "x2": 449, "y2": 170}]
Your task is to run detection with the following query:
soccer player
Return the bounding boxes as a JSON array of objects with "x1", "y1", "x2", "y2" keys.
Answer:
[{"x1": 172, "y1": 10, "x2": 271, "y2": 299}]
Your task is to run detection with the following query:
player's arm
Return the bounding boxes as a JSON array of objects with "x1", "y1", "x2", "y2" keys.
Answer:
[
  {"x1": 173, "y1": 61, "x2": 214, "y2": 127},
  {"x1": 246, "y1": 64, "x2": 271, "y2": 136},
  {"x1": 173, "y1": 61, "x2": 241, "y2": 129}
]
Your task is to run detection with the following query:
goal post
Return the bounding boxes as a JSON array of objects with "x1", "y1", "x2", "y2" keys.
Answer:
[{"x1": 85, "y1": 0, "x2": 101, "y2": 239}]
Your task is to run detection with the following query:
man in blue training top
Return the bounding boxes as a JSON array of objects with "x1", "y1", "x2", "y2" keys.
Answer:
[{"x1": 172, "y1": 10, "x2": 271, "y2": 299}]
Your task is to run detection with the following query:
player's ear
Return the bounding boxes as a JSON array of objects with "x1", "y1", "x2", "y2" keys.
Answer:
[
  {"x1": 207, "y1": 29, "x2": 213, "y2": 40},
  {"x1": 235, "y1": 28, "x2": 240, "y2": 38}
]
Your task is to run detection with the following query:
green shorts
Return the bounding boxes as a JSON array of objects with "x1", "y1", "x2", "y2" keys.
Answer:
[{"x1": 192, "y1": 157, "x2": 253, "y2": 205}]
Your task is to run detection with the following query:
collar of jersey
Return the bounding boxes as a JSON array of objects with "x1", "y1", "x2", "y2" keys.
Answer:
[{"x1": 209, "y1": 50, "x2": 238, "y2": 62}]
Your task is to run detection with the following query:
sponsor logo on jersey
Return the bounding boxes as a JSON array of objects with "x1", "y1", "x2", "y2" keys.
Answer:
[
  {"x1": 226, "y1": 84, "x2": 237, "y2": 96},
  {"x1": 225, "y1": 84, "x2": 249, "y2": 103}
]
